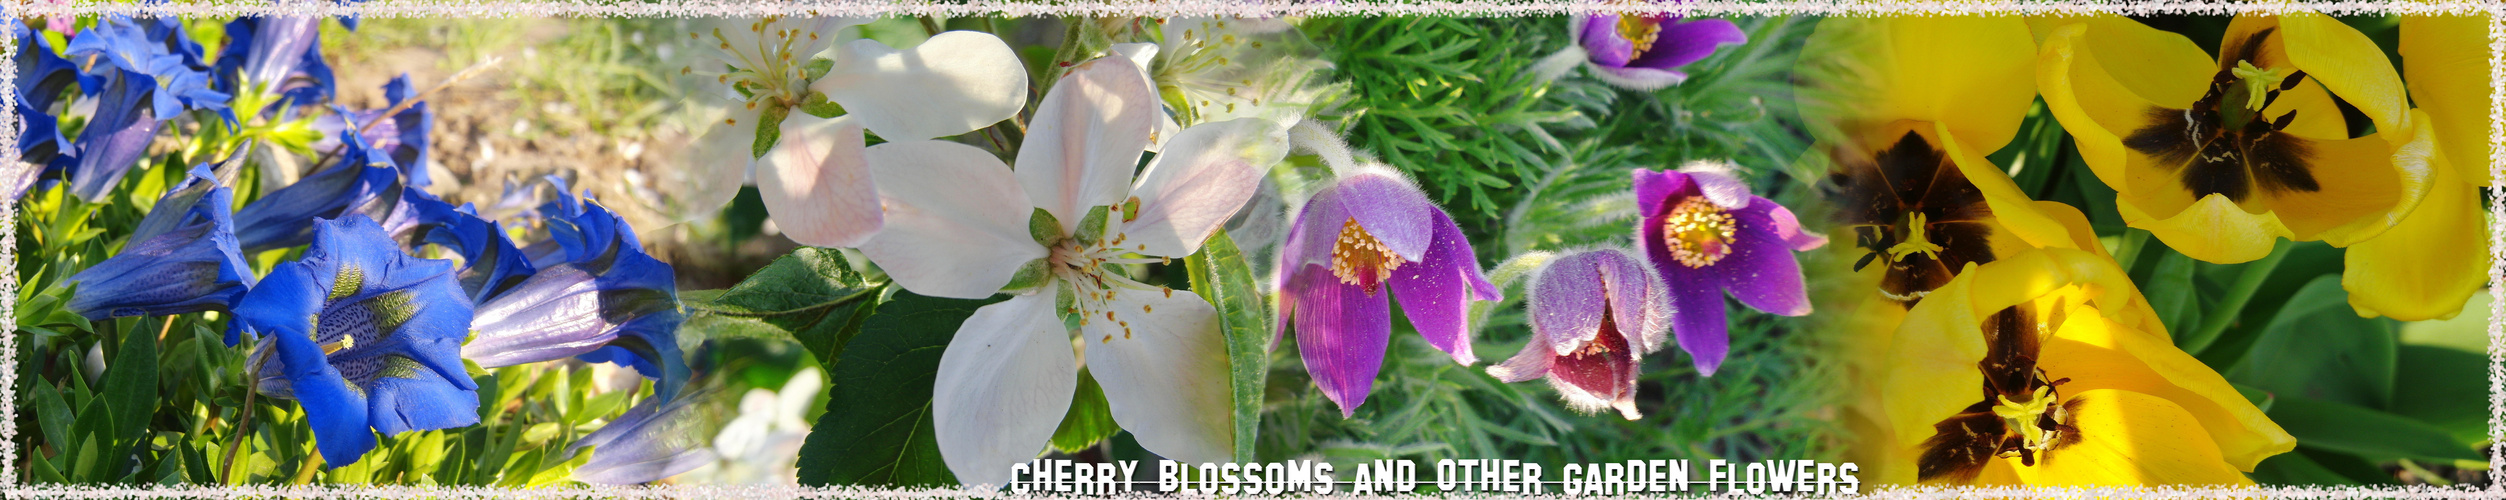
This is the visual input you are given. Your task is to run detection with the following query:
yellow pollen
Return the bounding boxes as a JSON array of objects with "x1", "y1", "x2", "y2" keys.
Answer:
[
  {"x1": 1617, "y1": 16, "x2": 1661, "y2": 58},
  {"x1": 1660, "y1": 198, "x2": 1737, "y2": 268},
  {"x1": 1992, "y1": 386, "x2": 2060, "y2": 456},
  {"x1": 1886, "y1": 212, "x2": 1945, "y2": 262},
  {"x1": 2230, "y1": 60, "x2": 2281, "y2": 111},
  {"x1": 1330, "y1": 218, "x2": 1406, "y2": 292},
  {"x1": 321, "y1": 335, "x2": 357, "y2": 355}
]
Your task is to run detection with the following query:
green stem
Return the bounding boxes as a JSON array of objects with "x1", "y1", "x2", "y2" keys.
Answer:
[
  {"x1": 219, "y1": 350, "x2": 267, "y2": 484},
  {"x1": 2180, "y1": 241, "x2": 2291, "y2": 354},
  {"x1": 919, "y1": 16, "x2": 944, "y2": 37}
]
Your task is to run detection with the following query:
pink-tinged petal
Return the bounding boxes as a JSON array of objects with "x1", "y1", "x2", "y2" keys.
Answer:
[
  {"x1": 1716, "y1": 200, "x2": 1813, "y2": 317},
  {"x1": 1281, "y1": 183, "x2": 1350, "y2": 275},
  {"x1": 1084, "y1": 288, "x2": 1233, "y2": 464},
  {"x1": 1758, "y1": 198, "x2": 1829, "y2": 251},
  {"x1": 757, "y1": 114, "x2": 881, "y2": 248},
  {"x1": 1389, "y1": 209, "x2": 1494, "y2": 365},
  {"x1": 1642, "y1": 217, "x2": 1730, "y2": 375},
  {"x1": 1124, "y1": 118, "x2": 1290, "y2": 258},
  {"x1": 1290, "y1": 264, "x2": 1393, "y2": 417},
  {"x1": 1579, "y1": 15, "x2": 1637, "y2": 67},
  {"x1": 1107, "y1": 42, "x2": 1181, "y2": 153},
  {"x1": 1334, "y1": 168, "x2": 1437, "y2": 261},
  {"x1": 1596, "y1": 248, "x2": 1674, "y2": 353},
  {"x1": 816, "y1": 31, "x2": 1029, "y2": 142},
  {"x1": 1485, "y1": 331, "x2": 1555, "y2": 383},
  {"x1": 857, "y1": 140, "x2": 1048, "y2": 299},
  {"x1": 1015, "y1": 56, "x2": 1159, "y2": 234},
  {"x1": 1586, "y1": 64, "x2": 1690, "y2": 91},
  {"x1": 1675, "y1": 162, "x2": 1753, "y2": 209},
  {"x1": 1627, "y1": 17, "x2": 1747, "y2": 71},
  {"x1": 1630, "y1": 168, "x2": 1695, "y2": 217},
  {"x1": 932, "y1": 294, "x2": 1076, "y2": 487},
  {"x1": 1527, "y1": 250, "x2": 1609, "y2": 356}
]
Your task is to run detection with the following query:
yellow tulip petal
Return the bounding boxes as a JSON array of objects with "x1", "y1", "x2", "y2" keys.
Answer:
[
  {"x1": 2036, "y1": 305, "x2": 2297, "y2": 471},
  {"x1": 1940, "y1": 124, "x2": 2098, "y2": 254},
  {"x1": 1803, "y1": 16, "x2": 2038, "y2": 153},
  {"x1": 2004, "y1": 389, "x2": 2259, "y2": 486},
  {"x1": 2281, "y1": 12, "x2": 2411, "y2": 139},
  {"x1": 2037, "y1": 21, "x2": 2212, "y2": 197},
  {"x1": 2345, "y1": 153, "x2": 2488, "y2": 321},
  {"x1": 1882, "y1": 248, "x2": 2157, "y2": 448},
  {"x1": 2401, "y1": 14, "x2": 2496, "y2": 185},
  {"x1": 2030, "y1": 200, "x2": 2110, "y2": 259},
  {"x1": 2121, "y1": 193, "x2": 2292, "y2": 264},
  {"x1": 2290, "y1": 112, "x2": 2439, "y2": 246},
  {"x1": 2220, "y1": 15, "x2": 2295, "y2": 74}
]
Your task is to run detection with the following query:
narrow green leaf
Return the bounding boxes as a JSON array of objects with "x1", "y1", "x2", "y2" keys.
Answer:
[
  {"x1": 2251, "y1": 451, "x2": 2361, "y2": 485},
  {"x1": 2268, "y1": 396, "x2": 2480, "y2": 463},
  {"x1": 30, "y1": 451, "x2": 67, "y2": 484},
  {"x1": 32, "y1": 382, "x2": 74, "y2": 453},
  {"x1": 2388, "y1": 345, "x2": 2487, "y2": 444},
  {"x1": 2139, "y1": 247, "x2": 2202, "y2": 335},
  {"x1": 99, "y1": 326, "x2": 161, "y2": 444},
  {"x1": 1048, "y1": 368, "x2": 1120, "y2": 453},
  {"x1": 1183, "y1": 230, "x2": 1268, "y2": 463},
  {"x1": 795, "y1": 291, "x2": 999, "y2": 487}
]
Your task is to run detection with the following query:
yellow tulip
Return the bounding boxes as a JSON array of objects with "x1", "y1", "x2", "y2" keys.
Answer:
[
  {"x1": 1802, "y1": 16, "x2": 2110, "y2": 306},
  {"x1": 1879, "y1": 248, "x2": 2295, "y2": 485},
  {"x1": 2342, "y1": 15, "x2": 2490, "y2": 321},
  {"x1": 2037, "y1": 13, "x2": 2437, "y2": 264}
]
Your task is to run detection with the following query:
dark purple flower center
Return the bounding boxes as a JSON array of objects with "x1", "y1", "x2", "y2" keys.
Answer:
[
  {"x1": 1330, "y1": 218, "x2": 1405, "y2": 294},
  {"x1": 1659, "y1": 197, "x2": 1736, "y2": 268}
]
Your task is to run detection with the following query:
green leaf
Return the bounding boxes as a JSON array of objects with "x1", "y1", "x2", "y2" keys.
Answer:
[
  {"x1": 795, "y1": 291, "x2": 998, "y2": 487},
  {"x1": 2268, "y1": 396, "x2": 2480, "y2": 463},
  {"x1": 1183, "y1": 230, "x2": 1268, "y2": 463},
  {"x1": 752, "y1": 104, "x2": 793, "y2": 159},
  {"x1": 804, "y1": 58, "x2": 836, "y2": 82},
  {"x1": 32, "y1": 381, "x2": 74, "y2": 453},
  {"x1": 30, "y1": 451, "x2": 67, "y2": 484},
  {"x1": 2138, "y1": 247, "x2": 2202, "y2": 335},
  {"x1": 99, "y1": 325, "x2": 161, "y2": 444},
  {"x1": 2250, "y1": 450, "x2": 2361, "y2": 485},
  {"x1": 2225, "y1": 275, "x2": 2395, "y2": 408},
  {"x1": 2387, "y1": 345, "x2": 2487, "y2": 444},
  {"x1": 1048, "y1": 367, "x2": 1120, "y2": 453},
  {"x1": 800, "y1": 91, "x2": 847, "y2": 119},
  {"x1": 689, "y1": 247, "x2": 884, "y2": 365},
  {"x1": 68, "y1": 404, "x2": 110, "y2": 481}
]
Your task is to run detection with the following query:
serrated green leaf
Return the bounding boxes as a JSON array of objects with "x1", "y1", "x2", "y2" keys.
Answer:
[
  {"x1": 796, "y1": 291, "x2": 998, "y2": 487},
  {"x1": 1048, "y1": 367, "x2": 1119, "y2": 453},
  {"x1": 1183, "y1": 230, "x2": 1267, "y2": 463},
  {"x1": 689, "y1": 247, "x2": 884, "y2": 366},
  {"x1": 2269, "y1": 396, "x2": 2480, "y2": 463}
]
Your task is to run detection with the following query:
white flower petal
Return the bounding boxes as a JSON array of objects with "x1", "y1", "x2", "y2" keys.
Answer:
[
  {"x1": 934, "y1": 294, "x2": 1077, "y2": 487},
  {"x1": 1083, "y1": 287, "x2": 1233, "y2": 464},
  {"x1": 1015, "y1": 56, "x2": 1160, "y2": 234},
  {"x1": 651, "y1": 103, "x2": 761, "y2": 223},
  {"x1": 758, "y1": 113, "x2": 883, "y2": 248},
  {"x1": 1122, "y1": 118, "x2": 1288, "y2": 258},
  {"x1": 857, "y1": 140, "x2": 1048, "y2": 299},
  {"x1": 1110, "y1": 42, "x2": 1182, "y2": 153},
  {"x1": 817, "y1": 31, "x2": 1029, "y2": 142}
]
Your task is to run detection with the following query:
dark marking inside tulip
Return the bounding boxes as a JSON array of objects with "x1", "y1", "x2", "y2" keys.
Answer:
[
  {"x1": 1828, "y1": 131, "x2": 1997, "y2": 305},
  {"x1": 1549, "y1": 309, "x2": 1635, "y2": 403},
  {"x1": 1915, "y1": 305, "x2": 2085, "y2": 484},
  {"x1": 2122, "y1": 27, "x2": 2321, "y2": 204}
]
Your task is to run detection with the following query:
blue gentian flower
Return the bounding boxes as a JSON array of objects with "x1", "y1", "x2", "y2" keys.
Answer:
[
  {"x1": 231, "y1": 214, "x2": 478, "y2": 466},
  {"x1": 313, "y1": 75, "x2": 434, "y2": 186},
  {"x1": 400, "y1": 190, "x2": 533, "y2": 303},
  {"x1": 59, "y1": 15, "x2": 232, "y2": 202},
  {"x1": 9, "y1": 100, "x2": 72, "y2": 201},
  {"x1": 566, "y1": 385, "x2": 722, "y2": 485},
  {"x1": 15, "y1": 21, "x2": 81, "y2": 110},
  {"x1": 62, "y1": 165, "x2": 254, "y2": 319},
  {"x1": 214, "y1": 14, "x2": 340, "y2": 110},
  {"x1": 233, "y1": 119, "x2": 405, "y2": 252},
  {"x1": 461, "y1": 184, "x2": 688, "y2": 401}
]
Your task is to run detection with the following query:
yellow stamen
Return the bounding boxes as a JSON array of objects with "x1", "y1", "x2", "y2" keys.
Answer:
[
  {"x1": 1617, "y1": 16, "x2": 1661, "y2": 58},
  {"x1": 1991, "y1": 386, "x2": 2059, "y2": 456},
  {"x1": 2230, "y1": 60, "x2": 2281, "y2": 111},
  {"x1": 1330, "y1": 218, "x2": 1405, "y2": 292},
  {"x1": 1885, "y1": 212, "x2": 1945, "y2": 262},
  {"x1": 1660, "y1": 198, "x2": 1737, "y2": 268}
]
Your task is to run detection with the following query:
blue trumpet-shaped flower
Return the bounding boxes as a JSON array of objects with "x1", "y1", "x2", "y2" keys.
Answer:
[
  {"x1": 461, "y1": 184, "x2": 688, "y2": 401},
  {"x1": 10, "y1": 100, "x2": 71, "y2": 202},
  {"x1": 59, "y1": 15, "x2": 232, "y2": 202},
  {"x1": 313, "y1": 75, "x2": 434, "y2": 186},
  {"x1": 230, "y1": 214, "x2": 478, "y2": 466},
  {"x1": 213, "y1": 14, "x2": 341, "y2": 110},
  {"x1": 566, "y1": 385, "x2": 723, "y2": 485},
  {"x1": 234, "y1": 120, "x2": 405, "y2": 252},
  {"x1": 401, "y1": 191, "x2": 534, "y2": 303},
  {"x1": 63, "y1": 165, "x2": 254, "y2": 319},
  {"x1": 16, "y1": 21, "x2": 80, "y2": 111}
]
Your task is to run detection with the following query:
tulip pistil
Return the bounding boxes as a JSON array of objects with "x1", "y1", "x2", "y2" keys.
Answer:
[
  {"x1": 1660, "y1": 197, "x2": 1737, "y2": 268},
  {"x1": 1330, "y1": 218, "x2": 1406, "y2": 293}
]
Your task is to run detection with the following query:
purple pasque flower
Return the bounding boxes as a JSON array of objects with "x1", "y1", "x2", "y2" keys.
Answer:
[
  {"x1": 1487, "y1": 248, "x2": 1670, "y2": 420},
  {"x1": 1633, "y1": 162, "x2": 1824, "y2": 375},
  {"x1": 1278, "y1": 166, "x2": 1500, "y2": 417},
  {"x1": 1567, "y1": 14, "x2": 1746, "y2": 91}
]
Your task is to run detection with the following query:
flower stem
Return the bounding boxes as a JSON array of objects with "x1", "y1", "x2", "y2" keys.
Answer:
[
  {"x1": 219, "y1": 349, "x2": 271, "y2": 484},
  {"x1": 2179, "y1": 241, "x2": 2291, "y2": 354}
]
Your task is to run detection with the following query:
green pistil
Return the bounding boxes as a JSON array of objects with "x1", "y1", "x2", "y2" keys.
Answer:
[{"x1": 2223, "y1": 60, "x2": 2281, "y2": 129}]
